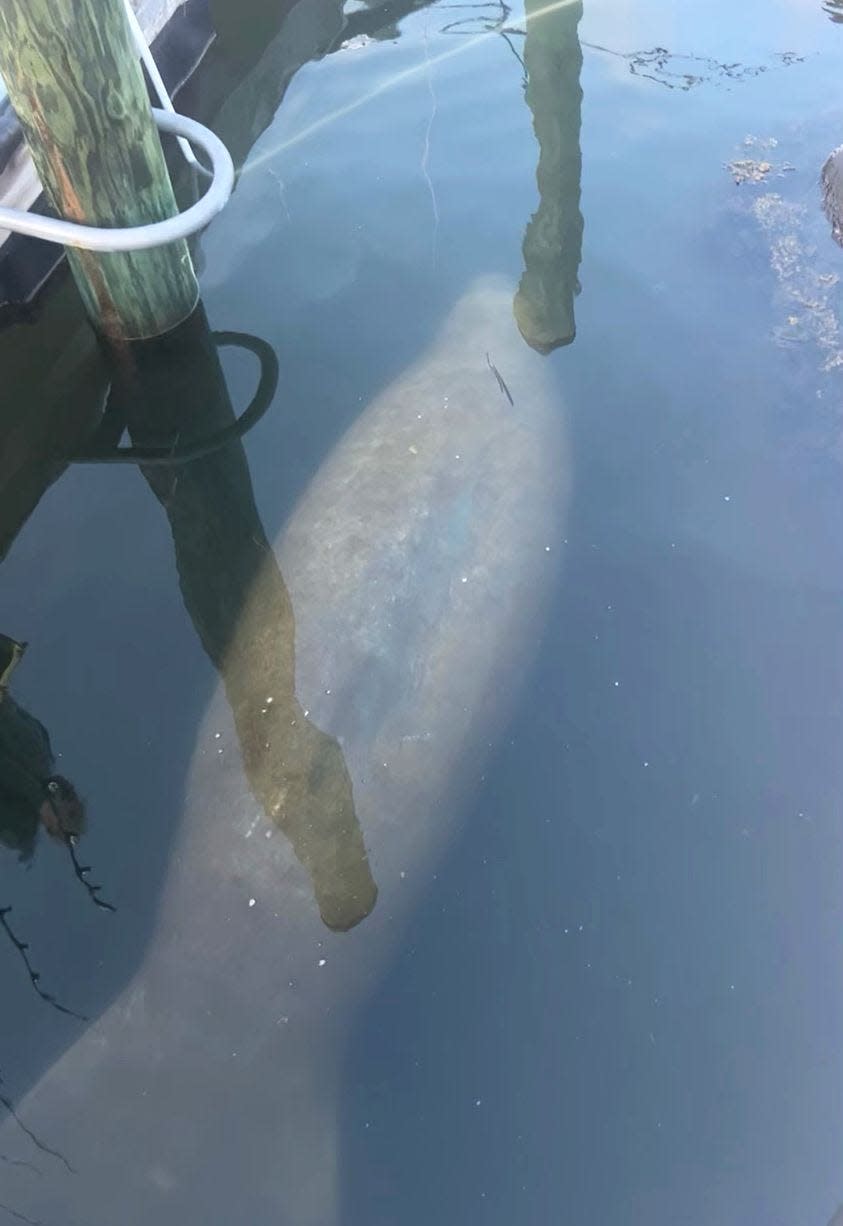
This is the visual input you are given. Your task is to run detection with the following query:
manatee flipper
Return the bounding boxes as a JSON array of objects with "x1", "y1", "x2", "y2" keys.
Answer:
[{"x1": 0, "y1": 636, "x2": 27, "y2": 690}]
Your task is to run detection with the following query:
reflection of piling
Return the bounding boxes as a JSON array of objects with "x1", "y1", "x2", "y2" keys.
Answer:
[
  {"x1": 514, "y1": 0, "x2": 584, "y2": 353},
  {"x1": 0, "y1": 0, "x2": 197, "y2": 340},
  {"x1": 103, "y1": 306, "x2": 377, "y2": 931}
]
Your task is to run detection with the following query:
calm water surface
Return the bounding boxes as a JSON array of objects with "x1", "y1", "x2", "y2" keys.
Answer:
[{"x1": 1, "y1": 0, "x2": 843, "y2": 1222}]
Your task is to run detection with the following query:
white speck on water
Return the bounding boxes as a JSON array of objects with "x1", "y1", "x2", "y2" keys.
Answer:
[
  {"x1": 249, "y1": 898, "x2": 256, "y2": 908},
  {"x1": 266, "y1": 696, "x2": 274, "y2": 704},
  {"x1": 400, "y1": 870, "x2": 406, "y2": 879},
  {"x1": 325, "y1": 689, "x2": 331, "y2": 695},
  {"x1": 304, "y1": 709, "x2": 309, "y2": 717},
  {"x1": 278, "y1": 1016, "x2": 289, "y2": 1024},
  {"x1": 614, "y1": 680, "x2": 620, "y2": 687},
  {"x1": 318, "y1": 959, "x2": 327, "y2": 967},
  {"x1": 564, "y1": 928, "x2": 569, "y2": 934},
  {"x1": 475, "y1": 1099, "x2": 482, "y2": 1107},
  {"x1": 723, "y1": 495, "x2": 731, "y2": 502},
  {"x1": 408, "y1": 445, "x2": 418, "y2": 455},
  {"x1": 643, "y1": 761, "x2": 649, "y2": 767},
  {"x1": 461, "y1": 576, "x2": 468, "y2": 583},
  {"x1": 265, "y1": 829, "x2": 273, "y2": 839},
  {"x1": 214, "y1": 732, "x2": 221, "y2": 739},
  {"x1": 261, "y1": 707, "x2": 267, "y2": 714},
  {"x1": 455, "y1": 453, "x2": 461, "y2": 460},
  {"x1": 417, "y1": 413, "x2": 422, "y2": 419},
  {"x1": 730, "y1": 983, "x2": 735, "y2": 991},
  {"x1": 217, "y1": 748, "x2": 223, "y2": 755},
  {"x1": 545, "y1": 545, "x2": 551, "y2": 552}
]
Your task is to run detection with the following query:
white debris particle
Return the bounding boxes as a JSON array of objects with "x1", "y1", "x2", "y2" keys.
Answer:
[
  {"x1": 318, "y1": 958, "x2": 327, "y2": 967},
  {"x1": 214, "y1": 732, "x2": 221, "y2": 739},
  {"x1": 544, "y1": 545, "x2": 551, "y2": 552},
  {"x1": 408, "y1": 445, "x2": 419, "y2": 455},
  {"x1": 461, "y1": 576, "x2": 468, "y2": 583},
  {"x1": 266, "y1": 696, "x2": 274, "y2": 704},
  {"x1": 613, "y1": 681, "x2": 620, "y2": 687},
  {"x1": 400, "y1": 870, "x2": 406, "y2": 879},
  {"x1": 475, "y1": 1099, "x2": 482, "y2": 1107},
  {"x1": 455, "y1": 453, "x2": 461, "y2": 460},
  {"x1": 249, "y1": 898, "x2": 256, "y2": 908},
  {"x1": 643, "y1": 761, "x2": 649, "y2": 767},
  {"x1": 217, "y1": 748, "x2": 223, "y2": 755},
  {"x1": 265, "y1": 830, "x2": 273, "y2": 839},
  {"x1": 723, "y1": 495, "x2": 731, "y2": 502},
  {"x1": 304, "y1": 709, "x2": 309, "y2": 717},
  {"x1": 564, "y1": 928, "x2": 569, "y2": 934},
  {"x1": 325, "y1": 689, "x2": 331, "y2": 695}
]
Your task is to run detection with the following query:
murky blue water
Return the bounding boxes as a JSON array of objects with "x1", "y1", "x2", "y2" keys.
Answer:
[{"x1": 1, "y1": 0, "x2": 843, "y2": 1222}]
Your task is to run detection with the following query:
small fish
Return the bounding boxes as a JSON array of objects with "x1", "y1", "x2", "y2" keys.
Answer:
[{"x1": 486, "y1": 352, "x2": 514, "y2": 406}]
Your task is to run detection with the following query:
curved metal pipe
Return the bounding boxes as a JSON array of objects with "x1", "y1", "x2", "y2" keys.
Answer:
[{"x1": 0, "y1": 109, "x2": 234, "y2": 251}]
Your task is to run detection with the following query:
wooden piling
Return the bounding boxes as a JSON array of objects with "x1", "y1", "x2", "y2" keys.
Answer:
[{"x1": 0, "y1": 0, "x2": 198, "y2": 340}]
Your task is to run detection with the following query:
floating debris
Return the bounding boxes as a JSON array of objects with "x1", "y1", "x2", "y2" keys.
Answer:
[
  {"x1": 727, "y1": 159, "x2": 774, "y2": 185},
  {"x1": 581, "y1": 42, "x2": 803, "y2": 91},
  {"x1": 726, "y1": 140, "x2": 794, "y2": 184},
  {"x1": 750, "y1": 192, "x2": 843, "y2": 371}
]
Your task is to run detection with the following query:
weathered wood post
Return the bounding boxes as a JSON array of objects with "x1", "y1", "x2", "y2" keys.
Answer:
[
  {"x1": 0, "y1": 0, "x2": 198, "y2": 340},
  {"x1": 514, "y1": 0, "x2": 584, "y2": 353},
  {"x1": 104, "y1": 310, "x2": 377, "y2": 932}
]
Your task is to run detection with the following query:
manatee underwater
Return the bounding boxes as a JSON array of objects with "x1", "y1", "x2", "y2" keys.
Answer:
[{"x1": 0, "y1": 275, "x2": 570, "y2": 1223}]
